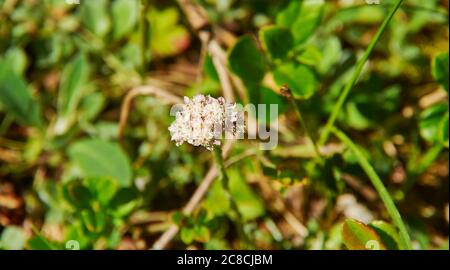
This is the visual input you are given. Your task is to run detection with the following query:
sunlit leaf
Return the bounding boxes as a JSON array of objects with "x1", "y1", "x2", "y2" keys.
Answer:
[
  {"x1": 149, "y1": 7, "x2": 190, "y2": 57},
  {"x1": 68, "y1": 139, "x2": 132, "y2": 187},
  {"x1": 55, "y1": 54, "x2": 90, "y2": 135},
  {"x1": 342, "y1": 219, "x2": 386, "y2": 250},
  {"x1": 290, "y1": 0, "x2": 324, "y2": 45},
  {"x1": 432, "y1": 52, "x2": 449, "y2": 92},
  {"x1": 228, "y1": 36, "x2": 266, "y2": 86},
  {"x1": 259, "y1": 25, "x2": 293, "y2": 60},
  {"x1": 369, "y1": 220, "x2": 401, "y2": 250},
  {"x1": 79, "y1": 0, "x2": 111, "y2": 38},
  {"x1": 273, "y1": 63, "x2": 317, "y2": 99},
  {"x1": 0, "y1": 63, "x2": 43, "y2": 127},
  {"x1": 419, "y1": 103, "x2": 449, "y2": 145},
  {"x1": 112, "y1": 0, "x2": 138, "y2": 40}
]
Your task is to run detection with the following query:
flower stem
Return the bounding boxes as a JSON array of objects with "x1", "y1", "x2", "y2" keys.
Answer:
[
  {"x1": 213, "y1": 147, "x2": 250, "y2": 248},
  {"x1": 331, "y1": 127, "x2": 412, "y2": 250},
  {"x1": 318, "y1": 0, "x2": 404, "y2": 146}
]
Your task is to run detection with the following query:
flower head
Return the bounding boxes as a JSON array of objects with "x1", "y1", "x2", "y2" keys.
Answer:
[{"x1": 168, "y1": 95, "x2": 244, "y2": 150}]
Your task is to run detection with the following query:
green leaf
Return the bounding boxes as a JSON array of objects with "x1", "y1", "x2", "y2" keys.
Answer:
[
  {"x1": 0, "y1": 63, "x2": 43, "y2": 127},
  {"x1": 273, "y1": 63, "x2": 317, "y2": 99},
  {"x1": 180, "y1": 227, "x2": 195, "y2": 244},
  {"x1": 259, "y1": 25, "x2": 294, "y2": 60},
  {"x1": 296, "y1": 46, "x2": 322, "y2": 66},
  {"x1": 228, "y1": 36, "x2": 266, "y2": 86},
  {"x1": 419, "y1": 103, "x2": 449, "y2": 145},
  {"x1": 342, "y1": 219, "x2": 386, "y2": 250},
  {"x1": 79, "y1": 92, "x2": 105, "y2": 123},
  {"x1": 228, "y1": 168, "x2": 265, "y2": 221},
  {"x1": 345, "y1": 102, "x2": 372, "y2": 130},
  {"x1": 291, "y1": 0, "x2": 324, "y2": 45},
  {"x1": 317, "y1": 36, "x2": 342, "y2": 74},
  {"x1": 84, "y1": 177, "x2": 118, "y2": 206},
  {"x1": 193, "y1": 226, "x2": 210, "y2": 243},
  {"x1": 79, "y1": 0, "x2": 111, "y2": 38},
  {"x1": 204, "y1": 54, "x2": 219, "y2": 81},
  {"x1": 369, "y1": 220, "x2": 401, "y2": 250},
  {"x1": 112, "y1": 0, "x2": 138, "y2": 40},
  {"x1": 276, "y1": 1, "x2": 301, "y2": 28},
  {"x1": 55, "y1": 54, "x2": 90, "y2": 135},
  {"x1": 438, "y1": 112, "x2": 449, "y2": 148},
  {"x1": 109, "y1": 188, "x2": 139, "y2": 217},
  {"x1": 81, "y1": 209, "x2": 106, "y2": 234},
  {"x1": 149, "y1": 7, "x2": 190, "y2": 57},
  {"x1": 68, "y1": 139, "x2": 132, "y2": 187},
  {"x1": 27, "y1": 234, "x2": 57, "y2": 250},
  {"x1": 63, "y1": 180, "x2": 94, "y2": 209},
  {"x1": 1, "y1": 226, "x2": 26, "y2": 250},
  {"x1": 432, "y1": 52, "x2": 449, "y2": 92},
  {"x1": 2, "y1": 47, "x2": 28, "y2": 75},
  {"x1": 203, "y1": 181, "x2": 230, "y2": 216}
]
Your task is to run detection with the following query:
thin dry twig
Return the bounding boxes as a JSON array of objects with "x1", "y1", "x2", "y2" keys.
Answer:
[
  {"x1": 118, "y1": 85, "x2": 183, "y2": 140},
  {"x1": 209, "y1": 40, "x2": 235, "y2": 101},
  {"x1": 252, "y1": 174, "x2": 309, "y2": 239}
]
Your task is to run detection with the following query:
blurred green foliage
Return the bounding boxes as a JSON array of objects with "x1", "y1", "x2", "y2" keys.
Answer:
[{"x1": 0, "y1": 0, "x2": 448, "y2": 250}]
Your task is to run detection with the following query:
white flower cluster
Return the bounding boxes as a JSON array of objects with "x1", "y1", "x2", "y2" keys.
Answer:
[{"x1": 168, "y1": 95, "x2": 244, "y2": 150}]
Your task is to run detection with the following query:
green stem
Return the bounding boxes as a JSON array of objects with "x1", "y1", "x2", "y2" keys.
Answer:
[
  {"x1": 213, "y1": 147, "x2": 249, "y2": 248},
  {"x1": 140, "y1": 0, "x2": 150, "y2": 77},
  {"x1": 331, "y1": 128, "x2": 412, "y2": 250},
  {"x1": 318, "y1": 0, "x2": 404, "y2": 146}
]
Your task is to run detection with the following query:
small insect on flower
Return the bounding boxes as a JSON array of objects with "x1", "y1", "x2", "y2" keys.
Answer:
[{"x1": 168, "y1": 95, "x2": 244, "y2": 150}]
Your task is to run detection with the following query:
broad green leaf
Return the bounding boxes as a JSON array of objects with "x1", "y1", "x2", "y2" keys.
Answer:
[
  {"x1": 369, "y1": 220, "x2": 401, "y2": 250},
  {"x1": 81, "y1": 209, "x2": 106, "y2": 234},
  {"x1": 149, "y1": 7, "x2": 190, "y2": 57},
  {"x1": 291, "y1": 0, "x2": 324, "y2": 45},
  {"x1": 342, "y1": 219, "x2": 386, "y2": 250},
  {"x1": 432, "y1": 52, "x2": 449, "y2": 92},
  {"x1": 63, "y1": 180, "x2": 94, "y2": 209},
  {"x1": 0, "y1": 63, "x2": 42, "y2": 127},
  {"x1": 229, "y1": 168, "x2": 265, "y2": 221},
  {"x1": 79, "y1": 92, "x2": 105, "y2": 123},
  {"x1": 27, "y1": 234, "x2": 57, "y2": 250},
  {"x1": 55, "y1": 54, "x2": 90, "y2": 134},
  {"x1": 2, "y1": 47, "x2": 28, "y2": 75},
  {"x1": 109, "y1": 188, "x2": 139, "y2": 217},
  {"x1": 248, "y1": 86, "x2": 286, "y2": 124},
  {"x1": 203, "y1": 54, "x2": 219, "y2": 81},
  {"x1": 345, "y1": 102, "x2": 372, "y2": 130},
  {"x1": 79, "y1": 0, "x2": 111, "y2": 38},
  {"x1": 203, "y1": 180, "x2": 230, "y2": 217},
  {"x1": 228, "y1": 36, "x2": 266, "y2": 86},
  {"x1": 193, "y1": 226, "x2": 210, "y2": 243},
  {"x1": 259, "y1": 26, "x2": 294, "y2": 60},
  {"x1": 68, "y1": 139, "x2": 132, "y2": 187},
  {"x1": 296, "y1": 46, "x2": 322, "y2": 66},
  {"x1": 318, "y1": 36, "x2": 342, "y2": 74},
  {"x1": 0, "y1": 226, "x2": 26, "y2": 250},
  {"x1": 112, "y1": 0, "x2": 138, "y2": 40},
  {"x1": 273, "y1": 63, "x2": 317, "y2": 99},
  {"x1": 84, "y1": 177, "x2": 118, "y2": 206},
  {"x1": 419, "y1": 103, "x2": 449, "y2": 145},
  {"x1": 276, "y1": 1, "x2": 301, "y2": 28},
  {"x1": 180, "y1": 227, "x2": 195, "y2": 244}
]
